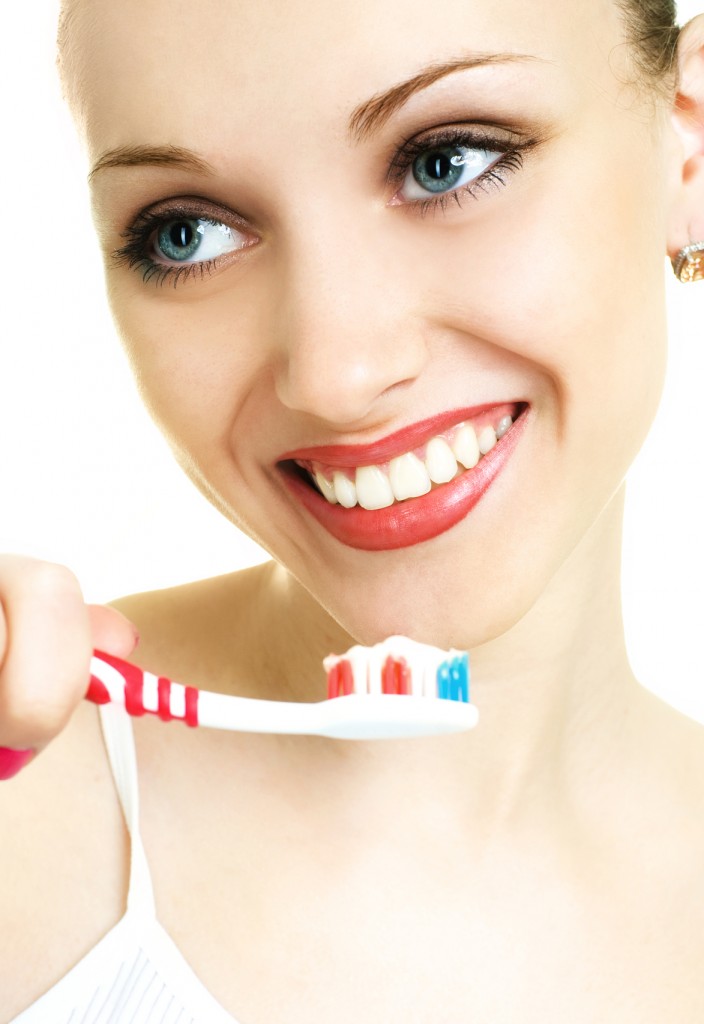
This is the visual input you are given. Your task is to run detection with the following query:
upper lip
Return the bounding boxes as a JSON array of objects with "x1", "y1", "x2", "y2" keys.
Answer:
[{"x1": 277, "y1": 402, "x2": 525, "y2": 468}]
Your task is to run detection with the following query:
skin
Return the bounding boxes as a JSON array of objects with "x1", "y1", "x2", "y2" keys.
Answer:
[{"x1": 1, "y1": 0, "x2": 704, "y2": 1020}]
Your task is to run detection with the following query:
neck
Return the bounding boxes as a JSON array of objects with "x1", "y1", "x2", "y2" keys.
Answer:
[{"x1": 255, "y1": 486, "x2": 649, "y2": 852}]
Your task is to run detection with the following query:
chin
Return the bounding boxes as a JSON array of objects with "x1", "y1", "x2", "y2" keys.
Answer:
[{"x1": 307, "y1": 551, "x2": 544, "y2": 654}]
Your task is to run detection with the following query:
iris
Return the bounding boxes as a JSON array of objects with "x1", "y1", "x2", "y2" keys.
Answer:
[
  {"x1": 412, "y1": 147, "x2": 467, "y2": 193},
  {"x1": 157, "y1": 219, "x2": 203, "y2": 261}
]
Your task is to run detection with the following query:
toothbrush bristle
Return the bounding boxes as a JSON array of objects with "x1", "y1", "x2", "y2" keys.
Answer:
[
  {"x1": 436, "y1": 655, "x2": 469, "y2": 702},
  {"x1": 326, "y1": 658, "x2": 355, "y2": 699},
  {"x1": 382, "y1": 655, "x2": 410, "y2": 695},
  {"x1": 324, "y1": 639, "x2": 470, "y2": 703}
]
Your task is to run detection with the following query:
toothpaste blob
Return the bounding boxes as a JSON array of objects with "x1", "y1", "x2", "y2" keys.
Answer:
[{"x1": 324, "y1": 636, "x2": 469, "y2": 702}]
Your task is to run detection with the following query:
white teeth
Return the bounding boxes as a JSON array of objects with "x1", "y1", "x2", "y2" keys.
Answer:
[
  {"x1": 478, "y1": 425, "x2": 497, "y2": 455},
  {"x1": 310, "y1": 411, "x2": 518, "y2": 508},
  {"x1": 452, "y1": 424, "x2": 480, "y2": 469},
  {"x1": 333, "y1": 471, "x2": 357, "y2": 508},
  {"x1": 314, "y1": 470, "x2": 338, "y2": 503},
  {"x1": 355, "y1": 465, "x2": 394, "y2": 510},
  {"x1": 425, "y1": 437, "x2": 459, "y2": 484},
  {"x1": 389, "y1": 452, "x2": 432, "y2": 501},
  {"x1": 496, "y1": 415, "x2": 513, "y2": 440}
]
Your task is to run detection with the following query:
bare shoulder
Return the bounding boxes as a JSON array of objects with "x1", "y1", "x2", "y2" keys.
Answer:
[
  {"x1": 639, "y1": 689, "x2": 704, "y2": 845},
  {"x1": 629, "y1": 690, "x2": 704, "y2": 918}
]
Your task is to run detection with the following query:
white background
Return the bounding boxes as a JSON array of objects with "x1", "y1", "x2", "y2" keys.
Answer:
[{"x1": 1, "y1": 1, "x2": 702, "y2": 721}]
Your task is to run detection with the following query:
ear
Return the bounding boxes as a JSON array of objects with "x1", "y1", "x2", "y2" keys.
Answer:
[{"x1": 667, "y1": 14, "x2": 704, "y2": 259}]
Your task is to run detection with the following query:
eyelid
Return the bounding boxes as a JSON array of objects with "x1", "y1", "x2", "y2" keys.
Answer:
[{"x1": 127, "y1": 195, "x2": 254, "y2": 235}]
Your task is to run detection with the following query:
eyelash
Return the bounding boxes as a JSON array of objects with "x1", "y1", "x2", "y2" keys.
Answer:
[
  {"x1": 113, "y1": 213, "x2": 230, "y2": 288},
  {"x1": 389, "y1": 126, "x2": 529, "y2": 215},
  {"x1": 113, "y1": 127, "x2": 531, "y2": 286}
]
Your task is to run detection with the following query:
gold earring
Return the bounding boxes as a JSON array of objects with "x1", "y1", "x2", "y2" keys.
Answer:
[{"x1": 672, "y1": 242, "x2": 704, "y2": 283}]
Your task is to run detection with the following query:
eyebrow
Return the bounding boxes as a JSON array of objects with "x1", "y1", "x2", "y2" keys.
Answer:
[
  {"x1": 348, "y1": 53, "x2": 547, "y2": 142},
  {"x1": 89, "y1": 144, "x2": 215, "y2": 181}
]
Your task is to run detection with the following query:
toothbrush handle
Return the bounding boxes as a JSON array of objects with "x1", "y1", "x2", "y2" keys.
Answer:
[
  {"x1": 87, "y1": 650, "x2": 200, "y2": 726},
  {"x1": 86, "y1": 650, "x2": 322, "y2": 734}
]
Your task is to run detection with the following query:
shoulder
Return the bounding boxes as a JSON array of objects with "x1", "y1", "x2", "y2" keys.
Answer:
[{"x1": 633, "y1": 691, "x2": 704, "y2": 879}]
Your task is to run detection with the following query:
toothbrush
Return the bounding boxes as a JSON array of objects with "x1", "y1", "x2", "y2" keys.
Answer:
[{"x1": 86, "y1": 636, "x2": 478, "y2": 740}]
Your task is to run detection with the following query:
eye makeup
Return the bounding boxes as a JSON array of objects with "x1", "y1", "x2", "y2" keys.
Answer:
[
  {"x1": 110, "y1": 115, "x2": 544, "y2": 287},
  {"x1": 387, "y1": 122, "x2": 538, "y2": 214},
  {"x1": 112, "y1": 197, "x2": 257, "y2": 287}
]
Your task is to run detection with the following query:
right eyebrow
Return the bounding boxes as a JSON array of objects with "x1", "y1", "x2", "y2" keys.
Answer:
[
  {"x1": 348, "y1": 53, "x2": 549, "y2": 143},
  {"x1": 89, "y1": 144, "x2": 216, "y2": 181}
]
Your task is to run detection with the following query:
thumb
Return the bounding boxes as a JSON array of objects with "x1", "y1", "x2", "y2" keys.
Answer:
[{"x1": 88, "y1": 604, "x2": 140, "y2": 659}]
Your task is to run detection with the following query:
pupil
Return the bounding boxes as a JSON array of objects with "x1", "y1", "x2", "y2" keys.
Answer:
[
  {"x1": 157, "y1": 218, "x2": 203, "y2": 262},
  {"x1": 428, "y1": 153, "x2": 451, "y2": 180},
  {"x1": 171, "y1": 222, "x2": 193, "y2": 249}
]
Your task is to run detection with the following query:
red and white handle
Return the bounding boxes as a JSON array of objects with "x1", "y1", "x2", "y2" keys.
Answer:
[{"x1": 87, "y1": 650, "x2": 200, "y2": 727}]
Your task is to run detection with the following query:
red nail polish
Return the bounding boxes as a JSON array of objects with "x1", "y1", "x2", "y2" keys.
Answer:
[{"x1": 0, "y1": 747, "x2": 35, "y2": 781}]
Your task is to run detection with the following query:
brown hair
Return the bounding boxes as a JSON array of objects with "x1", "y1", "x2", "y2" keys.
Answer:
[{"x1": 617, "y1": 0, "x2": 681, "y2": 89}]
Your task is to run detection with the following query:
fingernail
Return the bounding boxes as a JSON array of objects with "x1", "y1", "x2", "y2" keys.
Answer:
[{"x1": 0, "y1": 747, "x2": 36, "y2": 781}]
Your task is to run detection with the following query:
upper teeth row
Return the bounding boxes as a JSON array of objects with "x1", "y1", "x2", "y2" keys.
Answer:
[{"x1": 309, "y1": 415, "x2": 513, "y2": 510}]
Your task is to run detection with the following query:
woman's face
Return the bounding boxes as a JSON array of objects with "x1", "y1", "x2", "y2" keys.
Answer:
[{"x1": 76, "y1": 0, "x2": 672, "y2": 646}]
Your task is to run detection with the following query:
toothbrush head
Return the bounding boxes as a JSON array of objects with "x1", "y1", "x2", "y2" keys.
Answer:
[
  {"x1": 320, "y1": 636, "x2": 476, "y2": 739},
  {"x1": 324, "y1": 635, "x2": 469, "y2": 701}
]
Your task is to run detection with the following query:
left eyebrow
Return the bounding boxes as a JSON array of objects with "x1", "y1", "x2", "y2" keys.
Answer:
[
  {"x1": 348, "y1": 53, "x2": 549, "y2": 142},
  {"x1": 89, "y1": 143, "x2": 216, "y2": 181}
]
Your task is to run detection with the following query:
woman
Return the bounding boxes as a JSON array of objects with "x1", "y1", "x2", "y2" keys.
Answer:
[{"x1": 1, "y1": 0, "x2": 703, "y2": 1019}]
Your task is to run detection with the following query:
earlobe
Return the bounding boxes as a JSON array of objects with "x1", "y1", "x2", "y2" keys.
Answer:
[{"x1": 667, "y1": 14, "x2": 704, "y2": 268}]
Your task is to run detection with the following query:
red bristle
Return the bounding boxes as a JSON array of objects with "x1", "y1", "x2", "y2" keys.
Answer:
[
  {"x1": 340, "y1": 659, "x2": 354, "y2": 696},
  {"x1": 327, "y1": 664, "x2": 336, "y2": 699},
  {"x1": 396, "y1": 657, "x2": 411, "y2": 695},
  {"x1": 382, "y1": 655, "x2": 396, "y2": 694}
]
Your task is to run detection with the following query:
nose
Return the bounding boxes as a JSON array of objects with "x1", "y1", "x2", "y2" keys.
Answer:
[{"x1": 270, "y1": 222, "x2": 429, "y2": 427}]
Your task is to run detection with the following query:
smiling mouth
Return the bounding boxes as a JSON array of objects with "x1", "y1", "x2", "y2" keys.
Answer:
[
  {"x1": 277, "y1": 402, "x2": 529, "y2": 551},
  {"x1": 294, "y1": 407, "x2": 520, "y2": 510}
]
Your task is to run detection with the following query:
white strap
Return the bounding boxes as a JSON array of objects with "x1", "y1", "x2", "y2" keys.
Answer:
[{"x1": 98, "y1": 703, "x2": 157, "y2": 917}]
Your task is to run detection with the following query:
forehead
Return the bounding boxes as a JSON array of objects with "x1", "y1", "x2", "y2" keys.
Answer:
[{"x1": 69, "y1": 0, "x2": 624, "y2": 155}]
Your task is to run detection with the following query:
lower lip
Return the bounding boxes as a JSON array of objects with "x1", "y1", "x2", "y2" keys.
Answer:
[{"x1": 280, "y1": 407, "x2": 530, "y2": 551}]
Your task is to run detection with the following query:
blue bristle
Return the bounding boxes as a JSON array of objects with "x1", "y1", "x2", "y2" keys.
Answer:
[
  {"x1": 437, "y1": 654, "x2": 470, "y2": 702},
  {"x1": 451, "y1": 655, "x2": 469, "y2": 702},
  {"x1": 436, "y1": 662, "x2": 451, "y2": 700}
]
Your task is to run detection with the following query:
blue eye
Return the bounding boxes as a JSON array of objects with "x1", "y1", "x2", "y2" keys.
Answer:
[
  {"x1": 114, "y1": 204, "x2": 256, "y2": 287},
  {"x1": 155, "y1": 217, "x2": 245, "y2": 264},
  {"x1": 401, "y1": 144, "x2": 503, "y2": 201}
]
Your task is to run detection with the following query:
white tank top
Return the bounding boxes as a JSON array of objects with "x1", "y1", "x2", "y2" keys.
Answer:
[{"x1": 10, "y1": 704, "x2": 241, "y2": 1024}]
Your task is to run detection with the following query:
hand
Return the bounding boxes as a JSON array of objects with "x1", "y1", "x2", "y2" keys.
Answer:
[{"x1": 0, "y1": 554, "x2": 139, "y2": 779}]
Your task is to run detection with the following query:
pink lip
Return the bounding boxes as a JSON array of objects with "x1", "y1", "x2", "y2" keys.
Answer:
[{"x1": 278, "y1": 404, "x2": 530, "y2": 551}]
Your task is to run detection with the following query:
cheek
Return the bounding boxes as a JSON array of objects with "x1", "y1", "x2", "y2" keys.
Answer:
[
  {"x1": 105, "y1": 278, "x2": 267, "y2": 468},
  {"x1": 419, "y1": 116, "x2": 668, "y2": 468}
]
